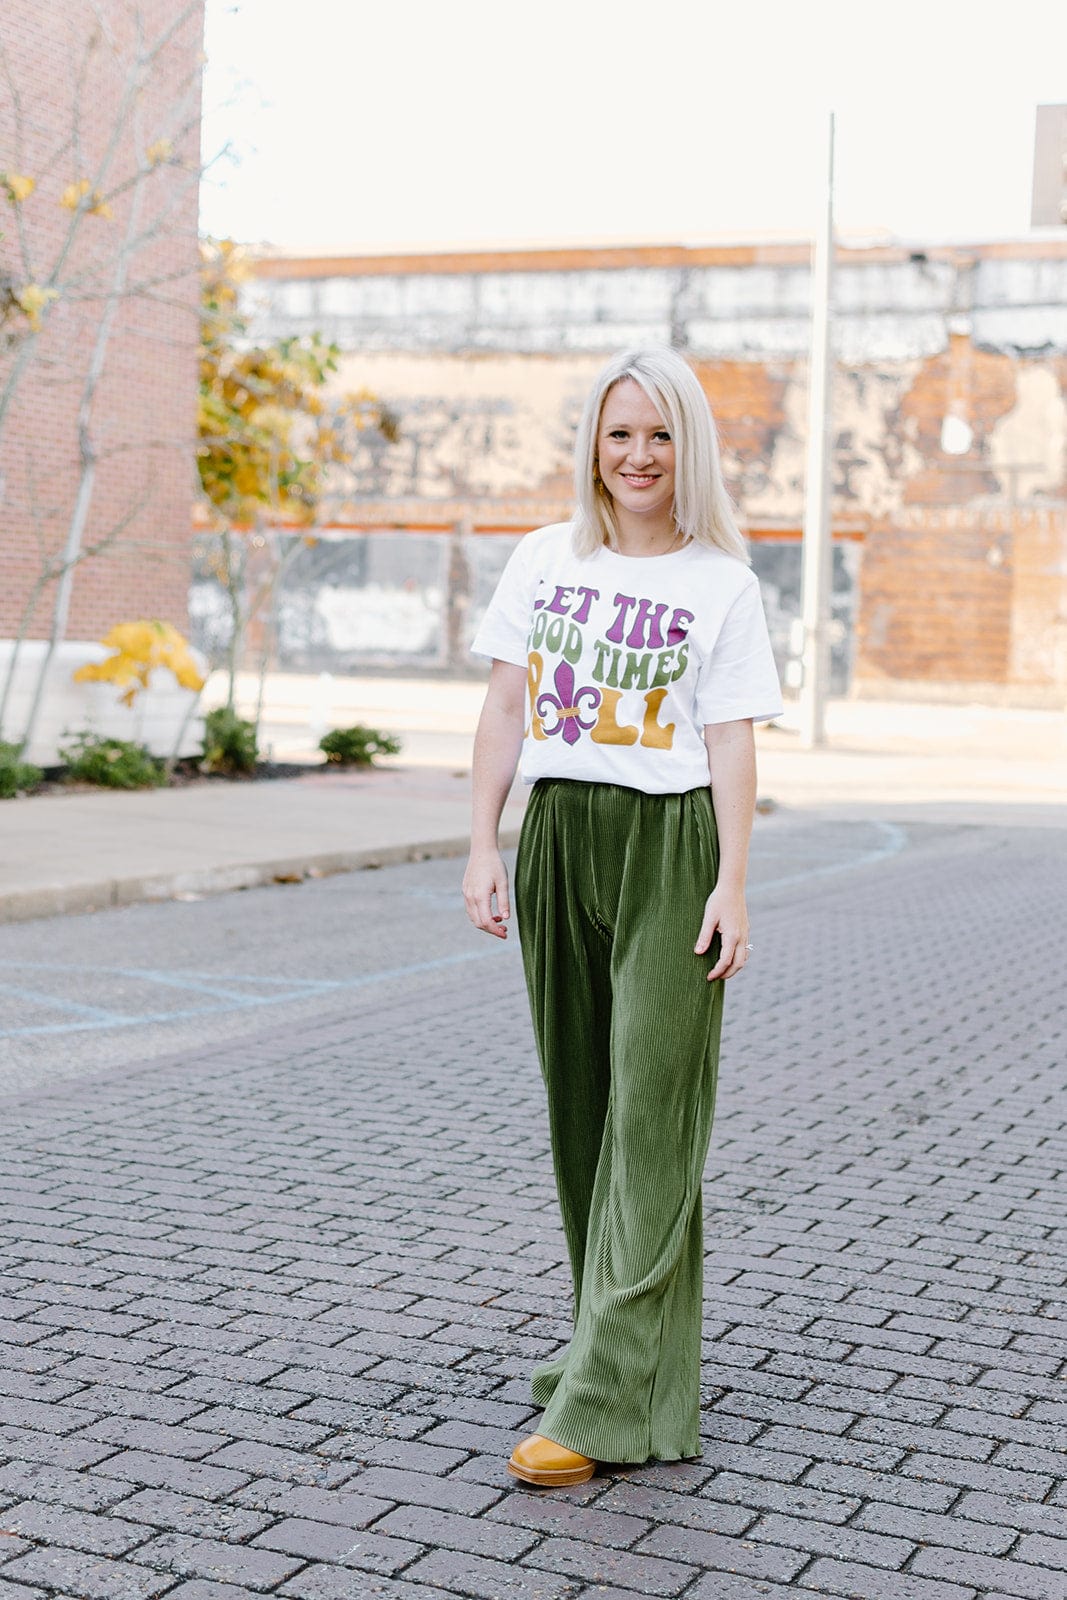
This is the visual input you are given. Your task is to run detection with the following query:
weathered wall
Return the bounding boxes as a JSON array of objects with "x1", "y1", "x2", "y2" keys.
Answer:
[
  {"x1": 245, "y1": 244, "x2": 1067, "y2": 366},
  {"x1": 191, "y1": 527, "x2": 860, "y2": 695},
  {"x1": 240, "y1": 241, "x2": 1067, "y2": 696},
  {"x1": 0, "y1": 0, "x2": 204, "y2": 657}
]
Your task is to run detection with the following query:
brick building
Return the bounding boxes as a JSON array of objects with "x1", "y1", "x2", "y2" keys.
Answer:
[
  {"x1": 234, "y1": 239, "x2": 1067, "y2": 702},
  {"x1": 1, "y1": 0, "x2": 205, "y2": 758}
]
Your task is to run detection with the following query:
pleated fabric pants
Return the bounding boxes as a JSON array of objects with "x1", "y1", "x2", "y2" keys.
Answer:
[{"x1": 513, "y1": 776, "x2": 725, "y2": 1465}]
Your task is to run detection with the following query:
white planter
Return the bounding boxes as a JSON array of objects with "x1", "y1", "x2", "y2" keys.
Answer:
[{"x1": 0, "y1": 639, "x2": 207, "y2": 768}]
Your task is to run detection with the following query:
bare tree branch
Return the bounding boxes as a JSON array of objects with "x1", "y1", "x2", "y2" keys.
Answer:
[
  {"x1": 0, "y1": 3, "x2": 203, "y2": 438},
  {"x1": 0, "y1": 43, "x2": 36, "y2": 283},
  {"x1": 0, "y1": 481, "x2": 154, "y2": 738}
]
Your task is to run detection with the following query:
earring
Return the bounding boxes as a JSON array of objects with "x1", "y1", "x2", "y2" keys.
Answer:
[{"x1": 593, "y1": 461, "x2": 602, "y2": 487}]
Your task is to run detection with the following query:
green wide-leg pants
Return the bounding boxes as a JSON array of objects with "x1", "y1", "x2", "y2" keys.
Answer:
[{"x1": 514, "y1": 776, "x2": 725, "y2": 1465}]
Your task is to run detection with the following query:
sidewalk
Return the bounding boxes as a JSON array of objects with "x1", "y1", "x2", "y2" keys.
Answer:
[{"x1": 2, "y1": 673, "x2": 1065, "y2": 923}]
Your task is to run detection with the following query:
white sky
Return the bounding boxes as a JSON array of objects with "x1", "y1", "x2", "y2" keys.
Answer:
[{"x1": 199, "y1": 0, "x2": 1067, "y2": 255}]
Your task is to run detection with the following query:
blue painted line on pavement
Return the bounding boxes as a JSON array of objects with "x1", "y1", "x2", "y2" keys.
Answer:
[
  {"x1": 748, "y1": 820, "x2": 907, "y2": 897},
  {"x1": 0, "y1": 960, "x2": 337, "y2": 992},
  {"x1": 0, "y1": 947, "x2": 498, "y2": 1038},
  {"x1": 81, "y1": 968, "x2": 320, "y2": 1004},
  {"x1": 0, "y1": 984, "x2": 130, "y2": 1024},
  {"x1": 0, "y1": 823, "x2": 908, "y2": 1040}
]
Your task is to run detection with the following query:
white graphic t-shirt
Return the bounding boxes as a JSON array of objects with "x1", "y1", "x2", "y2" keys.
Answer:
[{"x1": 471, "y1": 521, "x2": 783, "y2": 794}]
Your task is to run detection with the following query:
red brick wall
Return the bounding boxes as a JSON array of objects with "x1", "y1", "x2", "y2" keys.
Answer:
[
  {"x1": 852, "y1": 340, "x2": 1067, "y2": 688},
  {"x1": 856, "y1": 510, "x2": 1014, "y2": 684},
  {"x1": 0, "y1": 0, "x2": 204, "y2": 643}
]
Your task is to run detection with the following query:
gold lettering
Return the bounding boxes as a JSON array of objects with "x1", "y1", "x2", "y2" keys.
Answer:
[
  {"x1": 640, "y1": 687, "x2": 675, "y2": 749},
  {"x1": 591, "y1": 687, "x2": 639, "y2": 746},
  {"x1": 526, "y1": 651, "x2": 547, "y2": 740}
]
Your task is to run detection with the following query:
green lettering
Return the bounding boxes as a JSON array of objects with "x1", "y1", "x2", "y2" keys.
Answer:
[
  {"x1": 619, "y1": 650, "x2": 654, "y2": 691},
  {"x1": 651, "y1": 648, "x2": 676, "y2": 689}
]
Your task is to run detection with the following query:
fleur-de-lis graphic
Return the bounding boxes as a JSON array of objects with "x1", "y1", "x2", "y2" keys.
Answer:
[{"x1": 536, "y1": 660, "x2": 602, "y2": 745}]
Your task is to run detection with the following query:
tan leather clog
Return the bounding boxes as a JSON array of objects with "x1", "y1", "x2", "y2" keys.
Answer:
[{"x1": 507, "y1": 1431, "x2": 597, "y2": 1486}]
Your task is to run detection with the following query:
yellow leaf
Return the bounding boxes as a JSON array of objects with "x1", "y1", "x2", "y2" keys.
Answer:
[
  {"x1": 14, "y1": 283, "x2": 59, "y2": 331},
  {"x1": 73, "y1": 619, "x2": 204, "y2": 703},
  {"x1": 59, "y1": 178, "x2": 112, "y2": 217},
  {"x1": 103, "y1": 622, "x2": 155, "y2": 657},
  {"x1": 172, "y1": 661, "x2": 206, "y2": 691},
  {"x1": 2, "y1": 172, "x2": 35, "y2": 203},
  {"x1": 60, "y1": 178, "x2": 91, "y2": 209},
  {"x1": 145, "y1": 138, "x2": 172, "y2": 167}
]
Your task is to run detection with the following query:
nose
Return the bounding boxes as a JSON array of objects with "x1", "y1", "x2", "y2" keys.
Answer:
[{"x1": 627, "y1": 437, "x2": 654, "y2": 467}]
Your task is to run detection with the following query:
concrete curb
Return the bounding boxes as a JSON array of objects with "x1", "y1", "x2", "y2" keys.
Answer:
[{"x1": 0, "y1": 826, "x2": 522, "y2": 925}]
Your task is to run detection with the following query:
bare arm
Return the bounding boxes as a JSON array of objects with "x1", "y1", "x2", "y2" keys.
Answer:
[
  {"x1": 694, "y1": 718, "x2": 758, "y2": 980},
  {"x1": 462, "y1": 659, "x2": 527, "y2": 939}
]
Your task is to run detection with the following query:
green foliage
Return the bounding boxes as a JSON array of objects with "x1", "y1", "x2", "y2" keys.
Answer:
[
  {"x1": 319, "y1": 724, "x2": 402, "y2": 768},
  {"x1": 0, "y1": 741, "x2": 43, "y2": 798},
  {"x1": 200, "y1": 706, "x2": 258, "y2": 774},
  {"x1": 60, "y1": 732, "x2": 164, "y2": 789}
]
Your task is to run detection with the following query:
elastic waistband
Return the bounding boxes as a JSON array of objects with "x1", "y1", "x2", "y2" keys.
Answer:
[
  {"x1": 530, "y1": 777, "x2": 708, "y2": 802},
  {"x1": 526, "y1": 778, "x2": 716, "y2": 832}
]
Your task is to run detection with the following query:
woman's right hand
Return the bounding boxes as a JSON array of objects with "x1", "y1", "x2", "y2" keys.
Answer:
[{"x1": 463, "y1": 847, "x2": 511, "y2": 938}]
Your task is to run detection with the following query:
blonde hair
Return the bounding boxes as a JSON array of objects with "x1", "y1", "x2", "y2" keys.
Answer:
[{"x1": 572, "y1": 346, "x2": 748, "y2": 563}]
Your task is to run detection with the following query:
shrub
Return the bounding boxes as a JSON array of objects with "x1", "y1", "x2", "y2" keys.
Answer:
[
  {"x1": 201, "y1": 706, "x2": 258, "y2": 775},
  {"x1": 319, "y1": 724, "x2": 402, "y2": 768},
  {"x1": 0, "y1": 741, "x2": 44, "y2": 799},
  {"x1": 60, "y1": 732, "x2": 164, "y2": 789}
]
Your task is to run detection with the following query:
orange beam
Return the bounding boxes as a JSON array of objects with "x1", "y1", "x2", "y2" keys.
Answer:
[{"x1": 249, "y1": 238, "x2": 1067, "y2": 282}]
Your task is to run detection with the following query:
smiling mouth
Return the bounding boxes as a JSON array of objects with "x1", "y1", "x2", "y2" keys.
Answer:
[{"x1": 620, "y1": 473, "x2": 659, "y2": 486}]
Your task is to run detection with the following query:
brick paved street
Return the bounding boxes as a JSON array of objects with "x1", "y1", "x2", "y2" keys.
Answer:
[{"x1": 0, "y1": 819, "x2": 1065, "y2": 1599}]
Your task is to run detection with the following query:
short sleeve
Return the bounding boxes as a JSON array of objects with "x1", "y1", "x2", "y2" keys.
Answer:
[
  {"x1": 470, "y1": 534, "x2": 537, "y2": 668},
  {"x1": 694, "y1": 575, "x2": 783, "y2": 725}
]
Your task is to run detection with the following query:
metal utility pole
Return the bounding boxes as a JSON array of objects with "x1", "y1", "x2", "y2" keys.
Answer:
[{"x1": 799, "y1": 110, "x2": 836, "y2": 748}]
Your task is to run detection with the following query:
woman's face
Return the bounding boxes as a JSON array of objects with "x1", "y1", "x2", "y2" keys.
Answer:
[{"x1": 596, "y1": 379, "x2": 677, "y2": 524}]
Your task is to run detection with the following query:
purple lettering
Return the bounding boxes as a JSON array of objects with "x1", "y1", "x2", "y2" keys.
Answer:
[
  {"x1": 545, "y1": 584, "x2": 574, "y2": 616},
  {"x1": 625, "y1": 598, "x2": 669, "y2": 649},
  {"x1": 667, "y1": 607, "x2": 695, "y2": 645},
  {"x1": 606, "y1": 593, "x2": 638, "y2": 643},
  {"x1": 572, "y1": 585, "x2": 599, "y2": 624}
]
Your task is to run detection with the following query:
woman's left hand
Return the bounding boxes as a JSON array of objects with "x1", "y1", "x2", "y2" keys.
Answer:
[{"x1": 694, "y1": 885, "x2": 750, "y2": 980}]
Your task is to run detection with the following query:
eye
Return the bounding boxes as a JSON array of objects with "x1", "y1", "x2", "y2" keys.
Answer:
[
  {"x1": 654, "y1": 431, "x2": 671, "y2": 442},
  {"x1": 608, "y1": 429, "x2": 628, "y2": 439}
]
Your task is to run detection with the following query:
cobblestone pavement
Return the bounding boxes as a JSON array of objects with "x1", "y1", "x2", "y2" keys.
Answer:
[{"x1": 0, "y1": 819, "x2": 1065, "y2": 1599}]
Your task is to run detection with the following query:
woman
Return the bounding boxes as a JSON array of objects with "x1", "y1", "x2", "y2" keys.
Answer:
[{"x1": 462, "y1": 346, "x2": 782, "y2": 1487}]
